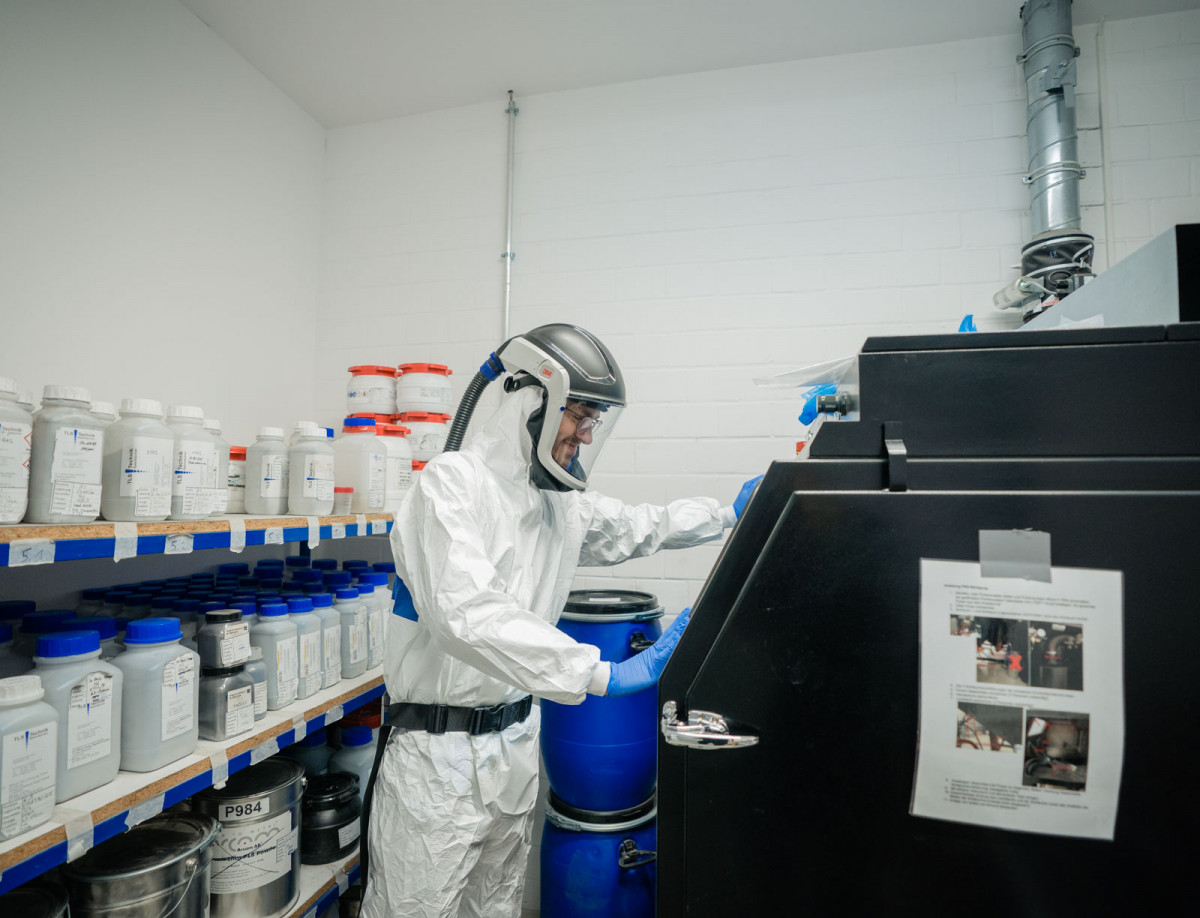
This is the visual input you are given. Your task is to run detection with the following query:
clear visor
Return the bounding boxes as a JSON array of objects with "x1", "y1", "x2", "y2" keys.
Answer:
[{"x1": 548, "y1": 399, "x2": 623, "y2": 485}]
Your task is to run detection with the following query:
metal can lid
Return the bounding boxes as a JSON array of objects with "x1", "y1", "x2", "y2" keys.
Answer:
[
  {"x1": 65, "y1": 813, "x2": 219, "y2": 881},
  {"x1": 196, "y1": 756, "x2": 306, "y2": 810}
]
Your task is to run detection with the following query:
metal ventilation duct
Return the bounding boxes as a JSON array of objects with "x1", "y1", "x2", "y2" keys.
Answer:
[{"x1": 994, "y1": 0, "x2": 1094, "y2": 321}]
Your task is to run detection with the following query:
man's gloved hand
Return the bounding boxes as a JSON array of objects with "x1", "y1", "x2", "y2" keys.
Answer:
[
  {"x1": 607, "y1": 607, "x2": 691, "y2": 697},
  {"x1": 733, "y1": 475, "x2": 765, "y2": 519}
]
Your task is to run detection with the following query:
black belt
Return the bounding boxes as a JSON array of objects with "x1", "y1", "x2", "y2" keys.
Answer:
[{"x1": 384, "y1": 695, "x2": 533, "y2": 736}]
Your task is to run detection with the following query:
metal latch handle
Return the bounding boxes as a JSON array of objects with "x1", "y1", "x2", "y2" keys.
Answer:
[
  {"x1": 617, "y1": 838, "x2": 657, "y2": 869},
  {"x1": 661, "y1": 701, "x2": 759, "y2": 750},
  {"x1": 629, "y1": 631, "x2": 655, "y2": 651}
]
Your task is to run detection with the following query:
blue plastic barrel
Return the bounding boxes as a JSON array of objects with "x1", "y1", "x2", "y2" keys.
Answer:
[
  {"x1": 541, "y1": 590, "x2": 663, "y2": 811},
  {"x1": 541, "y1": 792, "x2": 656, "y2": 918}
]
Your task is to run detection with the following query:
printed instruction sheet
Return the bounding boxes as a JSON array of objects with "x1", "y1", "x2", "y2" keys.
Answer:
[{"x1": 910, "y1": 559, "x2": 1124, "y2": 840}]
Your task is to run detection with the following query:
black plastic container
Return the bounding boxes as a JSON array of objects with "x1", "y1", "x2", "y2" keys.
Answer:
[{"x1": 300, "y1": 772, "x2": 362, "y2": 865}]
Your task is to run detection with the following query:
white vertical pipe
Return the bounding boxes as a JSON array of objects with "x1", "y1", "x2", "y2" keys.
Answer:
[
  {"x1": 502, "y1": 91, "x2": 518, "y2": 341},
  {"x1": 1095, "y1": 19, "x2": 1117, "y2": 270}
]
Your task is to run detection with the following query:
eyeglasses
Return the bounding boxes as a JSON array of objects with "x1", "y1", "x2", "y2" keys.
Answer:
[{"x1": 563, "y1": 405, "x2": 603, "y2": 436}]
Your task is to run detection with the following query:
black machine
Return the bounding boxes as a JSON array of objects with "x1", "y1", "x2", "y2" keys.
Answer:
[{"x1": 656, "y1": 323, "x2": 1200, "y2": 915}]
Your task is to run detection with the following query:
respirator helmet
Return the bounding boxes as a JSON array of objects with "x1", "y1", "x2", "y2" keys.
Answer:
[{"x1": 497, "y1": 324, "x2": 626, "y2": 491}]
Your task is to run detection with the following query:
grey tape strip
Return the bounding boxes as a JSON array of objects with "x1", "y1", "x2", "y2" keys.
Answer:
[
  {"x1": 125, "y1": 792, "x2": 165, "y2": 830},
  {"x1": 293, "y1": 714, "x2": 307, "y2": 742},
  {"x1": 356, "y1": 513, "x2": 368, "y2": 535},
  {"x1": 331, "y1": 522, "x2": 346, "y2": 539},
  {"x1": 979, "y1": 529, "x2": 1052, "y2": 582},
  {"x1": 113, "y1": 522, "x2": 138, "y2": 561},
  {"x1": 326, "y1": 703, "x2": 344, "y2": 724},
  {"x1": 210, "y1": 748, "x2": 230, "y2": 786},
  {"x1": 62, "y1": 808, "x2": 95, "y2": 862},
  {"x1": 165, "y1": 533, "x2": 194, "y2": 554},
  {"x1": 336, "y1": 869, "x2": 350, "y2": 894},
  {"x1": 251, "y1": 736, "x2": 279, "y2": 765},
  {"x1": 229, "y1": 517, "x2": 246, "y2": 553},
  {"x1": 8, "y1": 538, "x2": 56, "y2": 566},
  {"x1": 307, "y1": 515, "x2": 321, "y2": 549}
]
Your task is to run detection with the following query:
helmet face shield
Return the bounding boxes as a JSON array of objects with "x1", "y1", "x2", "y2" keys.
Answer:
[{"x1": 540, "y1": 399, "x2": 623, "y2": 486}]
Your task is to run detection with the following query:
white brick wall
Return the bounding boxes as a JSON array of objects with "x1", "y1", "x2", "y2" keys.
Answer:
[{"x1": 316, "y1": 19, "x2": 1200, "y2": 907}]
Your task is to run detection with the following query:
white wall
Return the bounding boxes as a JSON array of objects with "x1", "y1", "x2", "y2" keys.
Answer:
[
  {"x1": 320, "y1": 10, "x2": 1200, "y2": 618},
  {"x1": 0, "y1": 0, "x2": 326, "y2": 446}
]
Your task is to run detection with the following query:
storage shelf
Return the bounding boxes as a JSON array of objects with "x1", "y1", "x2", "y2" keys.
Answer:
[
  {"x1": 0, "y1": 671, "x2": 385, "y2": 895},
  {"x1": 0, "y1": 513, "x2": 394, "y2": 567},
  {"x1": 290, "y1": 852, "x2": 361, "y2": 918}
]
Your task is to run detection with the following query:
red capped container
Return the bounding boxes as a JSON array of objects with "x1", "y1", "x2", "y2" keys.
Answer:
[
  {"x1": 396, "y1": 363, "x2": 453, "y2": 414},
  {"x1": 396, "y1": 412, "x2": 451, "y2": 462},
  {"x1": 346, "y1": 366, "x2": 397, "y2": 415}
]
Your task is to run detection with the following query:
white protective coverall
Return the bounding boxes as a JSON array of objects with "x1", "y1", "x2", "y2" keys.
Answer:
[{"x1": 362, "y1": 385, "x2": 731, "y2": 918}]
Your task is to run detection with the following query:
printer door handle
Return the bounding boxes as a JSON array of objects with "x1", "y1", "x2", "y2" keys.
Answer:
[{"x1": 661, "y1": 701, "x2": 759, "y2": 750}]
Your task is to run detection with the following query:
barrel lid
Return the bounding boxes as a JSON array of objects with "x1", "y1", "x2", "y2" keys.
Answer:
[
  {"x1": 348, "y1": 365, "x2": 396, "y2": 377},
  {"x1": 546, "y1": 790, "x2": 656, "y2": 831},
  {"x1": 0, "y1": 876, "x2": 68, "y2": 912},
  {"x1": 303, "y1": 772, "x2": 359, "y2": 805},
  {"x1": 64, "y1": 813, "x2": 219, "y2": 881},
  {"x1": 561, "y1": 590, "x2": 663, "y2": 622},
  {"x1": 397, "y1": 362, "x2": 452, "y2": 376},
  {"x1": 198, "y1": 756, "x2": 305, "y2": 807},
  {"x1": 396, "y1": 411, "x2": 450, "y2": 423}
]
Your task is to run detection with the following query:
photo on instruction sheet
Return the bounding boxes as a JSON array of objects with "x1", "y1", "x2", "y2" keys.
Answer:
[
  {"x1": 1023, "y1": 711, "x2": 1089, "y2": 791},
  {"x1": 970, "y1": 615, "x2": 1030, "y2": 687},
  {"x1": 956, "y1": 702, "x2": 1023, "y2": 754},
  {"x1": 1028, "y1": 621, "x2": 1083, "y2": 691}
]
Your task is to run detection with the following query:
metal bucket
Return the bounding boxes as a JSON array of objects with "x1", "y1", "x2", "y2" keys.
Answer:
[
  {"x1": 193, "y1": 756, "x2": 306, "y2": 918},
  {"x1": 62, "y1": 812, "x2": 218, "y2": 917}
]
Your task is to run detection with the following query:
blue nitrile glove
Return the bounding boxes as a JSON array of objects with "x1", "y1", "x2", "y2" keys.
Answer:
[
  {"x1": 733, "y1": 475, "x2": 765, "y2": 519},
  {"x1": 607, "y1": 607, "x2": 691, "y2": 697},
  {"x1": 798, "y1": 383, "x2": 838, "y2": 426}
]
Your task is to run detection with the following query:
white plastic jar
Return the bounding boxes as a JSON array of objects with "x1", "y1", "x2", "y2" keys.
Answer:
[
  {"x1": 346, "y1": 365, "x2": 397, "y2": 415},
  {"x1": 0, "y1": 377, "x2": 33, "y2": 524},
  {"x1": 90, "y1": 401, "x2": 118, "y2": 428},
  {"x1": 245, "y1": 427, "x2": 290, "y2": 515},
  {"x1": 226, "y1": 445, "x2": 247, "y2": 513},
  {"x1": 327, "y1": 725, "x2": 375, "y2": 805},
  {"x1": 289, "y1": 428, "x2": 335, "y2": 516},
  {"x1": 26, "y1": 385, "x2": 105, "y2": 524},
  {"x1": 287, "y1": 597, "x2": 323, "y2": 700},
  {"x1": 203, "y1": 418, "x2": 232, "y2": 516},
  {"x1": 356, "y1": 575, "x2": 388, "y2": 670},
  {"x1": 311, "y1": 593, "x2": 341, "y2": 690},
  {"x1": 395, "y1": 362, "x2": 454, "y2": 413},
  {"x1": 333, "y1": 418, "x2": 385, "y2": 513},
  {"x1": 33, "y1": 629, "x2": 124, "y2": 802},
  {"x1": 167, "y1": 405, "x2": 220, "y2": 520},
  {"x1": 100, "y1": 398, "x2": 174, "y2": 522},
  {"x1": 396, "y1": 411, "x2": 451, "y2": 462},
  {"x1": 377, "y1": 423, "x2": 414, "y2": 515},
  {"x1": 249, "y1": 602, "x2": 298, "y2": 710},
  {"x1": 112, "y1": 618, "x2": 199, "y2": 773},
  {"x1": 333, "y1": 588, "x2": 369, "y2": 679},
  {"x1": 0, "y1": 674, "x2": 59, "y2": 840},
  {"x1": 289, "y1": 420, "x2": 320, "y2": 447}
]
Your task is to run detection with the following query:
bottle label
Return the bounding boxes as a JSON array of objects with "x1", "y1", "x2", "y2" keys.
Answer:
[
  {"x1": 219, "y1": 623, "x2": 251, "y2": 666},
  {"x1": 368, "y1": 608, "x2": 383, "y2": 656},
  {"x1": 0, "y1": 420, "x2": 32, "y2": 521},
  {"x1": 227, "y1": 460, "x2": 246, "y2": 489},
  {"x1": 120, "y1": 435, "x2": 174, "y2": 517},
  {"x1": 348, "y1": 384, "x2": 394, "y2": 409},
  {"x1": 338, "y1": 817, "x2": 361, "y2": 848},
  {"x1": 210, "y1": 811, "x2": 297, "y2": 893},
  {"x1": 161, "y1": 653, "x2": 196, "y2": 741},
  {"x1": 302, "y1": 454, "x2": 335, "y2": 501},
  {"x1": 173, "y1": 439, "x2": 218, "y2": 514},
  {"x1": 225, "y1": 685, "x2": 254, "y2": 737},
  {"x1": 67, "y1": 671, "x2": 115, "y2": 768},
  {"x1": 299, "y1": 630, "x2": 322, "y2": 695},
  {"x1": 368, "y1": 453, "x2": 385, "y2": 509},
  {"x1": 349, "y1": 608, "x2": 368, "y2": 664},
  {"x1": 276, "y1": 637, "x2": 298, "y2": 705},
  {"x1": 324, "y1": 627, "x2": 342, "y2": 684},
  {"x1": 50, "y1": 426, "x2": 104, "y2": 516},
  {"x1": 259, "y1": 454, "x2": 289, "y2": 499},
  {"x1": 1, "y1": 721, "x2": 57, "y2": 837},
  {"x1": 387, "y1": 455, "x2": 413, "y2": 495},
  {"x1": 253, "y1": 679, "x2": 267, "y2": 716}
]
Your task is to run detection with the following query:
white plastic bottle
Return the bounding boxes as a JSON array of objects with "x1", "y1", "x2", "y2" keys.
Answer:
[
  {"x1": 288, "y1": 597, "x2": 324, "y2": 700},
  {"x1": 33, "y1": 630, "x2": 124, "y2": 801},
  {"x1": 356, "y1": 578, "x2": 387, "y2": 670},
  {"x1": 100, "y1": 398, "x2": 174, "y2": 522},
  {"x1": 90, "y1": 401, "x2": 118, "y2": 428},
  {"x1": 26, "y1": 386, "x2": 105, "y2": 524},
  {"x1": 311, "y1": 593, "x2": 341, "y2": 689},
  {"x1": 203, "y1": 418, "x2": 232, "y2": 517},
  {"x1": 0, "y1": 377, "x2": 33, "y2": 524},
  {"x1": 249, "y1": 602, "x2": 298, "y2": 710},
  {"x1": 289, "y1": 420, "x2": 320, "y2": 447},
  {"x1": 333, "y1": 418, "x2": 385, "y2": 514},
  {"x1": 0, "y1": 675, "x2": 59, "y2": 840},
  {"x1": 245, "y1": 427, "x2": 290, "y2": 515},
  {"x1": 112, "y1": 618, "x2": 199, "y2": 772},
  {"x1": 289, "y1": 428, "x2": 335, "y2": 516},
  {"x1": 226, "y1": 445, "x2": 247, "y2": 513},
  {"x1": 167, "y1": 405, "x2": 219, "y2": 521},
  {"x1": 334, "y1": 588, "x2": 369, "y2": 679},
  {"x1": 377, "y1": 423, "x2": 414, "y2": 515},
  {"x1": 327, "y1": 725, "x2": 376, "y2": 804}
]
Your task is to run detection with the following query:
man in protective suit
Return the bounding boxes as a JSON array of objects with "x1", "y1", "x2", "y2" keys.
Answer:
[{"x1": 362, "y1": 324, "x2": 761, "y2": 917}]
